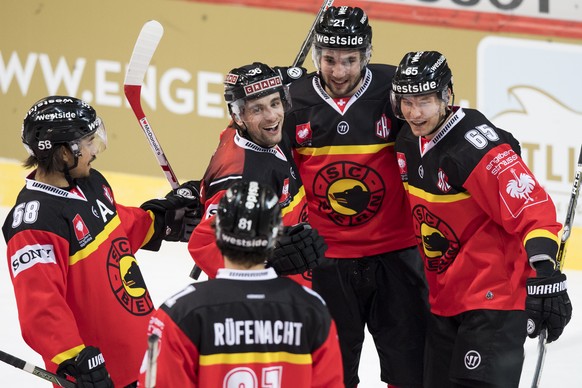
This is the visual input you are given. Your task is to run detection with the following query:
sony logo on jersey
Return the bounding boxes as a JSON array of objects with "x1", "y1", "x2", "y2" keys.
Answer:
[
  {"x1": 393, "y1": 81, "x2": 438, "y2": 94},
  {"x1": 315, "y1": 33, "x2": 364, "y2": 47},
  {"x1": 11, "y1": 244, "x2": 57, "y2": 277}
]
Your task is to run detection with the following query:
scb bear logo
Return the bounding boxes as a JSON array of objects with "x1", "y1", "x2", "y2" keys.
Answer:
[
  {"x1": 313, "y1": 161, "x2": 385, "y2": 226},
  {"x1": 107, "y1": 237, "x2": 153, "y2": 315}
]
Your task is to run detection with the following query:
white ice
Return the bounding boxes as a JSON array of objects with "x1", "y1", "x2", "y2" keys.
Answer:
[{"x1": 0, "y1": 206, "x2": 580, "y2": 387}]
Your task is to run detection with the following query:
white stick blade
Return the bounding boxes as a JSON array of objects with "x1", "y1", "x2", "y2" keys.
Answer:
[{"x1": 124, "y1": 20, "x2": 164, "y2": 86}]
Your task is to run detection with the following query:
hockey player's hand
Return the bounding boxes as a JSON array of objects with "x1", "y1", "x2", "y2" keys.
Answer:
[
  {"x1": 273, "y1": 66, "x2": 307, "y2": 84},
  {"x1": 57, "y1": 346, "x2": 114, "y2": 388},
  {"x1": 141, "y1": 180, "x2": 201, "y2": 242},
  {"x1": 268, "y1": 223, "x2": 327, "y2": 275},
  {"x1": 526, "y1": 271, "x2": 572, "y2": 343}
]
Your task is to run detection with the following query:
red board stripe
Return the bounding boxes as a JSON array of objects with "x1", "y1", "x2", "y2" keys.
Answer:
[{"x1": 185, "y1": 0, "x2": 582, "y2": 39}]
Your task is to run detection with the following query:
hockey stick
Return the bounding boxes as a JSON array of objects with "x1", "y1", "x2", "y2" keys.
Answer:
[
  {"x1": 124, "y1": 22, "x2": 203, "y2": 279},
  {"x1": 292, "y1": 0, "x2": 334, "y2": 67},
  {"x1": 0, "y1": 349, "x2": 76, "y2": 387},
  {"x1": 124, "y1": 20, "x2": 179, "y2": 190},
  {"x1": 530, "y1": 144, "x2": 582, "y2": 388},
  {"x1": 145, "y1": 334, "x2": 160, "y2": 388}
]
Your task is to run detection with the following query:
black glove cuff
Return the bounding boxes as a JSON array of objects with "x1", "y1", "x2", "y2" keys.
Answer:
[{"x1": 527, "y1": 273, "x2": 567, "y2": 297}]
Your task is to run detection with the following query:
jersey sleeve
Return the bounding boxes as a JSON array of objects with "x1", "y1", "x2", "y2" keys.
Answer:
[
  {"x1": 116, "y1": 203, "x2": 161, "y2": 252},
  {"x1": 138, "y1": 309, "x2": 200, "y2": 387},
  {"x1": 462, "y1": 143, "x2": 561, "y2": 260},
  {"x1": 6, "y1": 228, "x2": 86, "y2": 366},
  {"x1": 187, "y1": 190, "x2": 225, "y2": 278},
  {"x1": 311, "y1": 319, "x2": 344, "y2": 388}
]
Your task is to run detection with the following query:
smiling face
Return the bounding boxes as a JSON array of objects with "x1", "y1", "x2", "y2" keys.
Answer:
[
  {"x1": 236, "y1": 92, "x2": 285, "y2": 148},
  {"x1": 319, "y1": 48, "x2": 364, "y2": 98},
  {"x1": 67, "y1": 134, "x2": 100, "y2": 178},
  {"x1": 400, "y1": 92, "x2": 449, "y2": 139}
]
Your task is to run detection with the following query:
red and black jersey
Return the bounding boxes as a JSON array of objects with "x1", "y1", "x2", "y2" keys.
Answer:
[
  {"x1": 188, "y1": 124, "x2": 308, "y2": 281},
  {"x1": 394, "y1": 107, "x2": 561, "y2": 316},
  {"x1": 2, "y1": 169, "x2": 164, "y2": 387},
  {"x1": 138, "y1": 268, "x2": 343, "y2": 388},
  {"x1": 283, "y1": 65, "x2": 416, "y2": 258}
]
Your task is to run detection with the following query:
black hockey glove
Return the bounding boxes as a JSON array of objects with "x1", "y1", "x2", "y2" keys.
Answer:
[
  {"x1": 273, "y1": 66, "x2": 307, "y2": 84},
  {"x1": 268, "y1": 223, "x2": 327, "y2": 275},
  {"x1": 526, "y1": 271, "x2": 572, "y2": 343},
  {"x1": 56, "y1": 346, "x2": 113, "y2": 388},
  {"x1": 141, "y1": 180, "x2": 201, "y2": 242}
]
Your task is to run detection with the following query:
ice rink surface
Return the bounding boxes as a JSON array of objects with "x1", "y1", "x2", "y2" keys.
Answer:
[{"x1": 0, "y1": 206, "x2": 580, "y2": 387}]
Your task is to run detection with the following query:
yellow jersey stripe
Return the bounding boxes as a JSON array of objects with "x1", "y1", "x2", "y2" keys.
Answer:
[
  {"x1": 408, "y1": 185, "x2": 471, "y2": 203},
  {"x1": 199, "y1": 351, "x2": 312, "y2": 366},
  {"x1": 141, "y1": 210, "x2": 157, "y2": 247},
  {"x1": 524, "y1": 229, "x2": 559, "y2": 246},
  {"x1": 51, "y1": 344, "x2": 85, "y2": 365},
  {"x1": 281, "y1": 186, "x2": 306, "y2": 217},
  {"x1": 69, "y1": 215, "x2": 121, "y2": 265},
  {"x1": 295, "y1": 143, "x2": 391, "y2": 156}
]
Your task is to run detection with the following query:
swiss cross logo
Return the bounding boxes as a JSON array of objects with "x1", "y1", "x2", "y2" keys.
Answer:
[
  {"x1": 296, "y1": 122, "x2": 312, "y2": 146},
  {"x1": 224, "y1": 73, "x2": 239, "y2": 85},
  {"x1": 103, "y1": 185, "x2": 114, "y2": 204},
  {"x1": 396, "y1": 152, "x2": 408, "y2": 180},
  {"x1": 375, "y1": 114, "x2": 391, "y2": 140},
  {"x1": 73, "y1": 214, "x2": 89, "y2": 241}
]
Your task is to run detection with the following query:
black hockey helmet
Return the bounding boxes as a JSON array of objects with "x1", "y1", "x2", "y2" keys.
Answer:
[
  {"x1": 22, "y1": 96, "x2": 106, "y2": 161},
  {"x1": 390, "y1": 51, "x2": 453, "y2": 119},
  {"x1": 215, "y1": 180, "x2": 282, "y2": 256},
  {"x1": 223, "y1": 62, "x2": 290, "y2": 119},
  {"x1": 312, "y1": 6, "x2": 372, "y2": 68}
]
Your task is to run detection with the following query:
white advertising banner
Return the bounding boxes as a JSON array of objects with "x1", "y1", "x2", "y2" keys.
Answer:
[{"x1": 477, "y1": 36, "x2": 582, "y2": 225}]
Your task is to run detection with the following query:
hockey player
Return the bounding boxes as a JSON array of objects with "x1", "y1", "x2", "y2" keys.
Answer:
[
  {"x1": 139, "y1": 180, "x2": 343, "y2": 387},
  {"x1": 2, "y1": 96, "x2": 200, "y2": 387},
  {"x1": 391, "y1": 51, "x2": 572, "y2": 387},
  {"x1": 282, "y1": 6, "x2": 429, "y2": 388},
  {"x1": 188, "y1": 62, "x2": 326, "y2": 286}
]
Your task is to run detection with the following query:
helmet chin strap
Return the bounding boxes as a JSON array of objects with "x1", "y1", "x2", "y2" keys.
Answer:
[
  {"x1": 233, "y1": 116, "x2": 251, "y2": 140},
  {"x1": 61, "y1": 146, "x2": 80, "y2": 187}
]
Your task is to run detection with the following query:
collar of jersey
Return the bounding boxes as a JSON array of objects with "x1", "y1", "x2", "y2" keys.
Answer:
[
  {"x1": 420, "y1": 106, "x2": 466, "y2": 156},
  {"x1": 26, "y1": 178, "x2": 88, "y2": 201},
  {"x1": 233, "y1": 132, "x2": 287, "y2": 162},
  {"x1": 312, "y1": 67, "x2": 373, "y2": 116},
  {"x1": 216, "y1": 267, "x2": 278, "y2": 281}
]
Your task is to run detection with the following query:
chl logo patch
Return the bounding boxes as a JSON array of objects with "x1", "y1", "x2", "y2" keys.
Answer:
[
  {"x1": 375, "y1": 114, "x2": 391, "y2": 140},
  {"x1": 412, "y1": 205, "x2": 460, "y2": 273},
  {"x1": 313, "y1": 161, "x2": 385, "y2": 226},
  {"x1": 107, "y1": 237, "x2": 153, "y2": 316}
]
